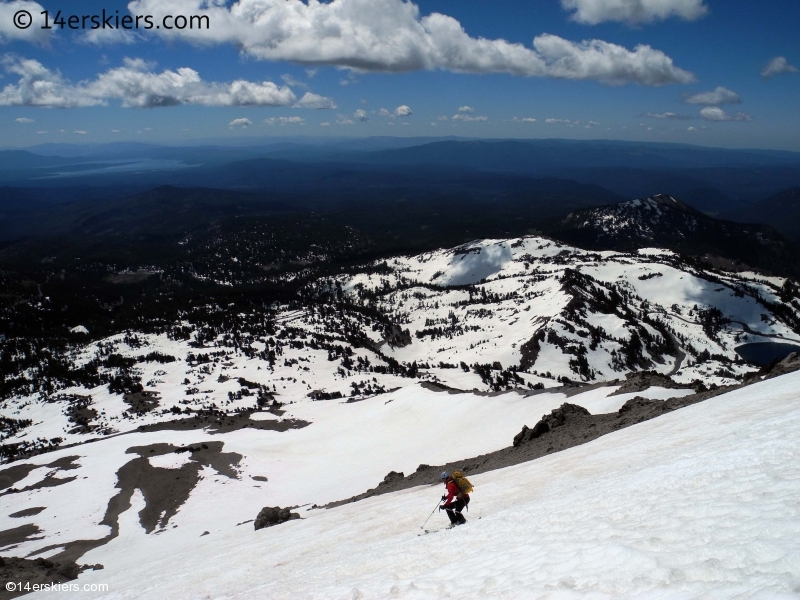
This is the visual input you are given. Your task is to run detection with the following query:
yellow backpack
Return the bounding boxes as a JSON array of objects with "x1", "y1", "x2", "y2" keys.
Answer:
[{"x1": 451, "y1": 470, "x2": 473, "y2": 497}]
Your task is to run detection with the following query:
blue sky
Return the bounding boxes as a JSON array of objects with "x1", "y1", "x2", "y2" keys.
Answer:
[{"x1": 1, "y1": 0, "x2": 799, "y2": 149}]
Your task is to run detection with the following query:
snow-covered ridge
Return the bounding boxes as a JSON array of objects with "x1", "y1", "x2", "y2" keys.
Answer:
[{"x1": 2, "y1": 235, "x2": 799, "y2": 461}]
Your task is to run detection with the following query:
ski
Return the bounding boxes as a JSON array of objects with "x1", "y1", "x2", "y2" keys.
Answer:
[{"x1": 418, "y1": 516, "x2": 481, "y2": 535}]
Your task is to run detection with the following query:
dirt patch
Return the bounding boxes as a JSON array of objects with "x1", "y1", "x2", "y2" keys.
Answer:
[
  {"x1": 419, "y1": 381, "x2": 523, "y2": 398},
  {"x1": 0, "y1": 524, "x2": 43, "y2": 551},
  {"x1": 0, "y1": 556, "x2": 98, "y2": 600},
  {"x1": 40, "y1": 441, "x2": 241, "y2": 565},
  {"x1": 136, "y1": 410, "x2": 309, "y2": 434},
  {"x1": 8, "y1": 507, "x2": 45, "y2": 519},
  {"x1": 420, "y1": 381, "x2": 466, "y2": 395},
  {"x1": 563, "y1": 380, "x2": 617, "y2": 398},
  {"x1": 0, "y1": 457, "x2": 81, "y2": 497},
  {"x1": 123, "y1": 391, "x2": 160, "y2": 415},
  {"x1": 0, "y1": 465, "x2": 38, "y2": 492}
]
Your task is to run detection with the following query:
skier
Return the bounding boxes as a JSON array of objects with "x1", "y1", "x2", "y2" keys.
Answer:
[{"x1": 439, "y1": 471, "x2": 471, "y2": 527}]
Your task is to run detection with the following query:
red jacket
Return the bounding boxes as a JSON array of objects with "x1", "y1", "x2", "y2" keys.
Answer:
[{"x1": 443, "y1": 480, "x2": 467, "y2": 507}]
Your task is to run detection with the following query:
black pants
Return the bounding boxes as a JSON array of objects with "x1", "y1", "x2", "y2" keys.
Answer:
[{"x1": 445, "y1": 497, "x2": 469, "y2": 525}]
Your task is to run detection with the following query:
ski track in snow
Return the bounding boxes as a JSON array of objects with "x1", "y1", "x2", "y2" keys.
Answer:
[{"x1": 34, "y1": 371, "x2": 800, "y2": 599}]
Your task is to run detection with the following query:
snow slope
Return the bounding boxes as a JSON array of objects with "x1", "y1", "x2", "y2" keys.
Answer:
[
  {"x1": 0, "y1": 382, "x2": 682, "y2": 568},
  {"x1": 3, "y1": 233, "x2": 800, "y2": 597},
  {"x1": 47, "y1": 369, "x2": 800, "y2": 599}
]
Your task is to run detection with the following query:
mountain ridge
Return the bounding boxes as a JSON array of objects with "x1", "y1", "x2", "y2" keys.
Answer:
[{"x1": 551, "y1": 193, "x2": 800, "y2": 277}]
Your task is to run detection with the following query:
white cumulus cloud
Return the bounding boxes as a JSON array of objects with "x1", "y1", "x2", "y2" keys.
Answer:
[
  {"x1": 644, "y1": 111, "x2": 691, "y2": 120},
  {"x1": 265, "y1": 116, "x2": 305, "y2": 125},
  {"x1": 0, "y1": 56, "x2": 297, "y2": 108},
  {"x1": 512, "y1": 117, "x2": 537, "y2": 123},
  {"x1": 533, "y1": 34, "x2": 694, "y2": 85},
  {"x1": 700, "y1": 107, "x2": 752, "y2": 122},
  {"x1": 280, "y1": 74, "x2": 308, "y2": 89},
  {"x1": 546, "y1": 118, "x2": 580, "y2": 126},
  {"x1": 561, "y1": 0, "x2": 708, "y2": 25},
  {"x1": 14, "y1": 116, "x2": 34, "y2": 122},
  {"x1": 684, "y1": 86, "x2": 740, "y2": 105},
  {"x1": 0, "y1": 56, "x2": 104, "y2": 107},
  {"x1": 354, "y1": 108, "x2": 368, "y2": 121},
  {"x1": 452, "y1": 114, "x2": 487, "y2": 122},
  {"x1": 0, "y1": 1, "x2": 50, "y2": 43},
  {"x1": 394, "y1": 105, "x2": 412, "y2": 117},
  {"x1": 126, "y1": 0, "x2": 693, "y2": 85},
  {"x1": 456, "y1": 105, "x2": 474, "y2": 113},
  {"x1": 761, "y1": 56, "x2": 799, "y2": 80},
  {"x1": 228, "y1": 117, "x2": 252, "y2": 128},
  {"x1": 293, "y1": 91, "x2": 337, "y2": 109}
]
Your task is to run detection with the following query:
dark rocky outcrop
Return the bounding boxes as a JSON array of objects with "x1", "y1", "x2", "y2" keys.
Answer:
[
  {"x1": 0, "y1": 556, "x2": 101, "y2": 599},
  {"x1": 610, "y1": 371, "x2": 687, "y2": 396},
  {"x1": 513, "y1": 403, "x2": 591, "y2": 447},
  {"x1": 254, "y1": 507, "x2": 301, "y2": 531},
  {"x1": 743, "y1": 352, "x2": 800, "y2": 385}
]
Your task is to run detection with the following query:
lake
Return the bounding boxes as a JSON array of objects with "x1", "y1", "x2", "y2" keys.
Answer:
[{"x1": 735, "y1": 342, "x2": 800, "y2": 367}]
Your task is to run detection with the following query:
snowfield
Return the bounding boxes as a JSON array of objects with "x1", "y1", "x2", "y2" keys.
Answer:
[
  {"x1": 1, "y1": 382, "x2": 686, "y2": 571},
  {"x1": 4, "y1": 235, "x2": 800, "y2": 457},
  {"x1": 3, "y1": 233, "x2": 800, "y2": 598},
  {"x1": 34, "y1": 370, "x2": 800, "y2": 599}
]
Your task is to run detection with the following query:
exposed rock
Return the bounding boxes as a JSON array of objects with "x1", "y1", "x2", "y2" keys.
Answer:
[
  {"x1": 610, "y1": 371, "x2": 687, "y2": 396},
  {"x1": 381, "y1": 471, "x2": 404, "y2": 485},
  {"x1": 743, "y1": 352, "x2": 800, "y2": 385},
  {"x1": 513, "y1": 403, "x2": 591, "y2": 447},
  {"x1": 254, "y1": 507, "x2": 301, "y2": 531},
  {"x1": 766, "y1": 352, "x2": 800, "y2": 378},
  {"x1": 0, "y1": 556, "x2": 84, "y2": 599}
]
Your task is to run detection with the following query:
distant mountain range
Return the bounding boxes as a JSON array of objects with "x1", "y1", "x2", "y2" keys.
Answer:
[
  {"x1": 2, "y1": 138, "x2": 799, "y2": 210},
  {"x1": 2, "y1": 138, "x2": 800, "y2": 273}
]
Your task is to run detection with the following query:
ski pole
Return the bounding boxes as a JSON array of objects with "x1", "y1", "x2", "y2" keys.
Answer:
[{"x1": 420, "y1": 498, "x2": 442, "y2": 529}]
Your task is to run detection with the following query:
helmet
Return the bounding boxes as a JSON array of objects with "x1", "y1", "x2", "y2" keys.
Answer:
[{"x1": 440, "y1": 471, "x2": 449, "y2": 480}]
